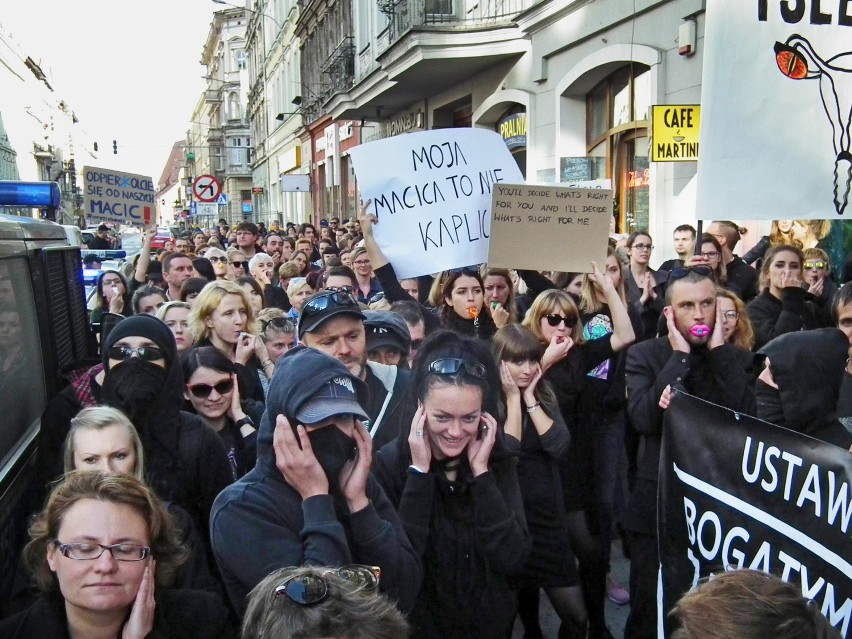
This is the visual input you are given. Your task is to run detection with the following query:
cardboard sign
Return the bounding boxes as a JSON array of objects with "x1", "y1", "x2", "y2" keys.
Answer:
[
  {"x1": 651, "y1": 105, "x2": 700, "y2": 162},
  {"x1": 83, "y1": 166, "x2": 156, "y2": 226},
  {"x1": 348, "y1": 128, "x2": 523, "y2": 278},
  {"x1": 487, "y1": 183, "x2": 612, "y2": 272},
  {"x1": 696, "y1": 0, "x2": 852, "y2": 219},
  {"x1": 659, "y1": 393, "x2": 852, "y2": 638}
]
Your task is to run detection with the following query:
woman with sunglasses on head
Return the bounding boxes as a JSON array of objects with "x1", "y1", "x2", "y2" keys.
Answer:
[
  {"x1": 523, "y1": 268, "x2": 635, "y2": 638},
  {"x1": 491, "y1": 325, "x2": 588, "y2": 638},
  {"x1": 242, "y1": 565, "x2": 409, "y2": 639},
  {"x1": 0, "y1": 471, "x2": 234, "y2": 639},
  {"x1": 746, "y1": 244, "x2": 826, "y2": 350},
  {"x1": 91, "y1": 270, "x2": 132, "y2": 327},
  {"x1": 623, "y1": 230, "x2": 665, "y2": 341},
  {"x1": 181, "y1": 346, "x2": 263, "y2": 481},
  {"x1": 187, "y1": 280, "x2": 266, "y2": 402},
  {"x1": 374, "y1": 330, "x2": 531, "y2": 639}
]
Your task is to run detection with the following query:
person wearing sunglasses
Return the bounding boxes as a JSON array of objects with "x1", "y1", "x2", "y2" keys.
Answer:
[
  {"x1": 297, "y1": 290, "x2": 416, "y2": 449},
  {"x1": 0, "y1": 471, "x2": 234, "y2": 638},
  {"x1": 624, "y1": 230, "x2": 666, "y2": 341},
  {"x1": 181, "y1": 346, "x2": 264, "y2": 481},
  {"x1": 801, "y1": 247, "x2": 837, "y2": 325},
  {"x1": 226, "y1": 249, "x2": 249, "y2": 280},
  {"x1": 623, "y1": 267, "x2": 756, "y2": 639},
  {"x1": 746, "y1": 244, "x2": 825, "y2": 350},
  {"x1": 203, "y1": 247, "x2": 230, "y2": 279},
  {"x1": 373, "y1": 330, "x2": 530, "y2": 639},
  {"x1": 210, "y1": 346, "x2": 421, "y2": 617},
  {"x1": 242, "y1": 565, "x2": 410, "y2": 639},
  {"x1": 188, "y1": 280, "x2": 266, "y2": 402}
]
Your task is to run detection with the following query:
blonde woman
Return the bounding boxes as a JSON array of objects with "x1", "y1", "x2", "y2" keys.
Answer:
[
  {"x1": 156, "y1": 301, "x2": 195, "y2": 352},
  {"x1": 188, "y1": 280, "x2": 264, "y2": 401},
  {"x1": 285, "y1": 277, "x2": 314, "y2": 318}
]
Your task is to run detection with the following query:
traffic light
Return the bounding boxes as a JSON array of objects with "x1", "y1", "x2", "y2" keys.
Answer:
[{"x1": 113, "y1": 140, "x2": 117, "y2": 154}]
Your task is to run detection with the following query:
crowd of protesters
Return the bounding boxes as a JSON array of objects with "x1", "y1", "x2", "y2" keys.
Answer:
[{"x1": 1, "y1": 210, "x2": 849, "y2": 639}]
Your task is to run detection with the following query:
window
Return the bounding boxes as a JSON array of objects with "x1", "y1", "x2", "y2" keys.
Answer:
[
  {"x1": 585, "y1": 64, "x2": 650, "y2": 233},
  {"x1": 235, "y1": 50, "x2": 247, "y2": 70},
  {"x1": 228, "y1": 92, "x2": 241, "y2": 121}
]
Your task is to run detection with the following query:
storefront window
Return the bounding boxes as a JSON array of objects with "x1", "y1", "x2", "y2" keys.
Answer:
[{"x1": 585, "y1": 63, "x2": 650, "y2": 233}]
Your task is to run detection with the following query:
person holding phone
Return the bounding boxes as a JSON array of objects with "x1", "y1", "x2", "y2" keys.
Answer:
[
  {"x1": 210, "y1": 346, "x2": 420, "y2": 617},
  {"x1": 374, "y1": 330, "x2": 531, "y2": 639}
]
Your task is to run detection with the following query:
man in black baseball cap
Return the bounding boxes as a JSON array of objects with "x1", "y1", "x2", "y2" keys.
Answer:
[
  {"x1": 298, "y1": 290, "x2": 415, "y2": 448},
  {"x1": 210, "y1": 346, "x2": 420, "y2": 616},
  {"x1": 364, "y1": 310, "x2": 411, "y2": 368}
]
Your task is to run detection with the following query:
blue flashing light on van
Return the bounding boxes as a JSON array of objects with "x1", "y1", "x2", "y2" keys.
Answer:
[{"x1": 0, "y1": 181, "x2": 61, "y2": 208}]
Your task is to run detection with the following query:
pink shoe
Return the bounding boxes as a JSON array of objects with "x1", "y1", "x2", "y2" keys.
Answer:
[{"x1": 607, "y1": 573, "x2": 630, "y2": 605}]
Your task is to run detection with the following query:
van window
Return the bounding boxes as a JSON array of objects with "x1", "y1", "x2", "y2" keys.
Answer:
[{"x1": 0, "y1": 258, "x2": 46, "y2": 469}]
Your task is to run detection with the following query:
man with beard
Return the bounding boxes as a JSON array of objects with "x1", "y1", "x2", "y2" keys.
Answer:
[
  {"x1": 37, "y1": 315, "x2": 231, "y2": 542},
  {"x1": 297, "y1": 290, "x2": 415, "y2": 449},
  {"x1": 622, "y1": 268, "x2": 756, "y2": 639},
  {"x1": 209, "y1": 346, "x2": 421, "y2": 616}
]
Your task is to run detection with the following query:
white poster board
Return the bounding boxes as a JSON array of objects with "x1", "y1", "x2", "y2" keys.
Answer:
[
  {"x1": 83, "y1": 166, "x2": 156, "y2": 226},
  {"x1": 349, "y1": 128, "x2": 524, "y2": 278},
  {"x1": 696, "y1": 0, "x2": 852, "y2": 219}
]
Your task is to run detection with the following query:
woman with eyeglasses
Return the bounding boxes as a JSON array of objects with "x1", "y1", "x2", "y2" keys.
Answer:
[
  {"x1": 623, "y1": 230, "x2": 665, "y2": 340},
  {"x1": 156, "y1": 301, "x2": 195, "y2": 352},
  {"x1": 350, "y1": 246, "x2": 383, "y2": 305},
  {"x1": 181, "y1": 346, "x2": 263, "y2": 481},
  {"x1": 746, "y1": 244, "x2": 826, "y2": 350},
  {"x1": 374, "y1": 330, "x2": 531, "y2": 639},
  {"x1": 0, "y1": 471, "x2": 233, "y2": 638},
  {"x1": 242, "y1": 565, "x2": 409, "y2": 639},
  {"x1": 91, "y1": 270, "x2": 132, "y2": 327},
  {"x1": 716, "y1": 289, "x2": 755, "y2": 351},
  {"x1": 523, "y1": 275, "x2": 635, "y2": 638},
  {"x1": 60, "y1": 406, "x2": 222, "y2": 594},
  {"x1": 187, "y1": 280, "x2": 266, "y2": 401},
  {"x1": 491, "y1": 325, "x2": 588, "y2": 638}
]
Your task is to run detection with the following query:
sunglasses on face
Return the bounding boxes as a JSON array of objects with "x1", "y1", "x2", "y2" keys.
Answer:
[
  {"x1": 274, "y1": 565, "x2": 381, "y2": 606},
  {"x1": 428, "y1": 357, "x2": 487, "y2": 380},
  {"x1": 261, "y1": 317, "x2": 296, "y2": 333},
  {"x1": 804, "y1": 262, "x2": 827, "y2": 270},
  {"x1": 208, "y1": 256, "x2": 228, "y2": 263},
  {"x1": 230, "y1": 261, "x2": 249, "y2": 269},
  {"x1": 544, "y1": 313, "x2": 578, "y2": 328},
  {"x1": 107, "y1": 346, "x2": 165, "y2": 362},
  {"x1": 325, "y1": 285, "x2": 353, "y2": 294},
  {"x1": 186, "y1": 378, "x2": 234, "y2": 399}
]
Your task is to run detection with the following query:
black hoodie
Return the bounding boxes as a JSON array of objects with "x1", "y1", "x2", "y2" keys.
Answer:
[
  {"x1": 757, "y1": 328, "x2": 852, "y2": 449},
  {"x1": 209, "y1": 346, "x2": 421, "y2": 616},
  {"x1": 99, "y1": 315, "x2": 233, "y2": 539}
]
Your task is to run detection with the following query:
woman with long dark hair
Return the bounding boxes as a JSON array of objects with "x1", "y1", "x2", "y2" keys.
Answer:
[{"x1": 437, "y1": 269, "x2": 496, "y2": 340}]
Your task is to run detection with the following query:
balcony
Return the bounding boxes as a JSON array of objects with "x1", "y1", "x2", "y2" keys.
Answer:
[
  {"x1": 326, "y1": 0, "x2": 531, "y2": 121},
  {"x1": 322, "y1": 37, "x2": 355, "y2": 94}
]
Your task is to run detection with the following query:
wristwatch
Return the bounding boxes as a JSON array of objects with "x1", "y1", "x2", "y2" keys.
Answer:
[{"x1": 234, "y1": 416, "x2": 254, "y2": 429}]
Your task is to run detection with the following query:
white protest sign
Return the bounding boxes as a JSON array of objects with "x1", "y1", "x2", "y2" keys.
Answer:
[
  {"x1": 83, "y1": 166, "x2": 156, "y2": 226},
  {"x1": 696, "y1": 0, "x2": 852, "y2": 219},
  {"x1": 348, "y1": 129, "x2": 524, "y2": 278},
  {"x1": 488, "y1": 184, "x2": 612, "y2": 272}
]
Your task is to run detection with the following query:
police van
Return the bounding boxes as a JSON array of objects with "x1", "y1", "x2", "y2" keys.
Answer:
[{"x1": 0, "y1": 209, "x2": 93, "y2": 615}]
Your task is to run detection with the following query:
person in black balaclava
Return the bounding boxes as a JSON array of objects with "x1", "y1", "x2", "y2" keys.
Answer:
[
  {"x1": 100, "y1": 315, "x2": 232, "y2": 541},
  {"x1": 756, "y1": 327, "x2": 852, "y2": 449},
  {"x1": 209, "y1": 345, "x2": 421, "y2": 617}
]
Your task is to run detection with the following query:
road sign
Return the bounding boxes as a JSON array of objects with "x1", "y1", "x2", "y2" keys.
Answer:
[
  {"x1": 192, "y1": 174, "x2": 221, "y2": 202},
  {"x1": 217, "y1": 193, "x2": 228, "y2": 205},
  {"x1": 196, "y1": 202, "x2": 218, "y2": 217},
  {"x1": 190, "y1": 201, "x2": 197, "y2": 216}
]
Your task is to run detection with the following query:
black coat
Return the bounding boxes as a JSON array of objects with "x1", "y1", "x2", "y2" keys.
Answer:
[
  {"x1": 623, "y1": 338, "x2": 756, "y2": 535},
  {"x1": 725, "y1": 256, "x2": 759, "y2": 302},
  {"x1": 374, "y1": 435, "x2": 530, "y2": 639},
  {"x1": 0, "y1": 589, "x2": 235, "y2": 638},
  {"x1": 746, "y1": 288, "x2": 825, "y2": 350}
]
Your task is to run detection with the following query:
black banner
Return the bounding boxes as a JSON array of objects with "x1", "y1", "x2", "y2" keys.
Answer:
[{"x1": 659, "y1": 392, "x2": 852, "y2": 638}]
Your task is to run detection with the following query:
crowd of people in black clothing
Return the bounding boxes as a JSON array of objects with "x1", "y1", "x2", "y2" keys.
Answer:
[{"x1": 1, "y1": 209, "x2": 849, "y2": 639}]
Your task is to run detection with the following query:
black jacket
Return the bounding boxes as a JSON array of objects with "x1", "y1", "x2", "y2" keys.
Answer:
[
  {"x1": 209, "y1": 352, "x2": 421, "y2": 616},
  {"x1": 623, "y1": 338, "x2": 756, "y2": 534},
  {"x1": 373, "y1": 263, "x2": 441, "y2": 333},
  {"x1": 725, "y1": 255, "x2": 759, "y2": 302},
  {"x1": 747, "y1": 288, "x2": 825, "y2": 350},
  {"x1": 440, "y1": 307, "x2": 497, "y2": 340},
  {"x1": 374, "y1": 435, "x2": 530, "y2": 639},
  {"x1": 0, "y1": 589, "x2": 235, "y2": 638}
]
